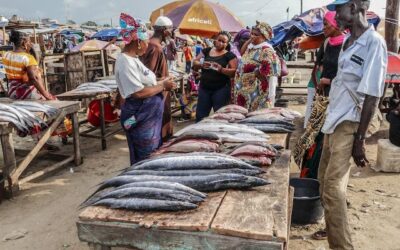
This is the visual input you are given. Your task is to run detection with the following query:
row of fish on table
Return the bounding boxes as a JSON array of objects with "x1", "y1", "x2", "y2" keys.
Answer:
[
  {"x1": 83, "y1": 105, "x2": 302, "y2": 212},
  {"x1": 206, "y1": 104, "x2": 300, "y2": 133},
  {"x1": 69, "y1": 80, "x2": 117, "y2": 94},
  {"x1": 0, "y1": 101, "x2": 59, "y2": 136}
]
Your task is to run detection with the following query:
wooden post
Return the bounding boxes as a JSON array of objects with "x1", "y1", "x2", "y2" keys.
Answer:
[
  {"x1": 0, "y1": 130, "x2": 18, "y2": 194},
  {"x1": 300, "y1": 0, "x2": 303, "y2": 14},
  {"x1": 2, "y1": 26, "x2": 5, "y2": 45},
  {"x1": 99, "y1": 98, "x2": 107, "y2": 150},
  {"x1": 385, "y1": 0, "x2": 399, "y2": 53},
  {"x1": 33, "y1": 27, "x2": 37, "y2": 44},
  {"x1": 71, "y1": 112, "x2": 82, "y2": 166}
]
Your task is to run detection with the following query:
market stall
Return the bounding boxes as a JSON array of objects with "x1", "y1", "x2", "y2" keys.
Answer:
[
  {"x1": 57, "y1": 81, "x2": 120, "y2": 150},
  {"x1": 57, "y1": 91, "x2": 122, "y2": 150},
  {"x1": 77, "y1": 135, "x2": 292, "y2": 250},
  {"x1": 0, "y1": 99, "x2": 81, "y2": 195}
]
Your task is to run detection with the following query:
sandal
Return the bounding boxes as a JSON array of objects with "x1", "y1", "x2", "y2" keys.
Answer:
[{"x1": 312, "y1": 230, "x2": 327, "y2": 240}]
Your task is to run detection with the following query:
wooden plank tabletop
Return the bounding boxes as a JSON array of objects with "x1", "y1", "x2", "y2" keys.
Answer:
[
  {"x1": 0, "y1": 98, "x2": 80, "y2": 111},
  {"x1": 78, "y1": 133, "x2": 291, "y2": 244},
  {"x1": 57, "y1": 90, "x2": 114, "y2": 100},
  {"x1": 211, "y1": 150, "x2": 291, "y2": 242}
]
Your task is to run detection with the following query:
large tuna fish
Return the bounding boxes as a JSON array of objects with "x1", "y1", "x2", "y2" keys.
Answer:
[
  {"x1": 216, "y1": 104, "x2": 248, "y2": 115},
  {"x1": 97, "y1": 174, "x2": 270, "y2": 192},
  {"x1": 128, "y1": 153, "x2": 259, "y2": 171},
  {"x1": 93, "y1": 198, "x2": 198, "y2": 211},
  {"x1": 82, "y1": 186, "x2": 204, "y2": 207},
  {"x1": 174, "y1": 122, "x2": 266, "y2": 137}
]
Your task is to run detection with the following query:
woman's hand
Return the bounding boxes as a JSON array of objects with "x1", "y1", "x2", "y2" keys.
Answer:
[
  {"x1": 319, "y1": 77, "x2": 331, "y2": 85},
  {"x1": 211, "y1": 62, "x2": 223, "y2": 72},
  {"x1": 202, "y1": 61, "x2": 212, "y2": 69},
  {"x1": 45, "y1": 94, "x2": 57, "y2": 100},
  {"x1": 162, "y1": 78, "x2": 177, "y2": 91}
]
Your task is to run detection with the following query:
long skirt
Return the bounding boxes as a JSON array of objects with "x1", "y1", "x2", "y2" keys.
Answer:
[
  {"x1": 8, "y1": 80, "x2": 45, "y2": 100},
  {"x1": 120, "y1": 94, "x2": 164, "y2": 165}
]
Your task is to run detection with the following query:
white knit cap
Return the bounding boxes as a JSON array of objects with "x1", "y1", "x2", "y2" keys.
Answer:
[{"x1": 154, "y1": 16, "x2": 173, "y2": 27}]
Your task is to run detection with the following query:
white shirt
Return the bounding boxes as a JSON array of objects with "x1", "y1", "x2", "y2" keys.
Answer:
[
  {"x1": 322, "y1": 26, "x2": 388, "y2": 134},
  {"x1": 115, "y1": 53, "x2": 157, "y2": 99}
]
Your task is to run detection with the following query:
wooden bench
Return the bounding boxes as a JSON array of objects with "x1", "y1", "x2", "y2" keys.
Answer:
[
  {"x1": 77, "y1": 134, "x2": 293, "y2": 250},
  {"x1": 0, "y1": 99, "x2": 82, "y2": 195}
]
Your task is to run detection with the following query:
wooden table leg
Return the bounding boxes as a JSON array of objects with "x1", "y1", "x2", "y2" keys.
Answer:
[
  {"x1": 99, "y1": 98, "x2": 107, "y2": 150},
  {"x1": 10, "y1": 112, "x2": 65, "y2": 186},
  {"x1": 0, "y1": 132, "x2": 18, "y2": 194},
  {"x1": 71, "y1": 112, "x2": 82, "y2": 166}
]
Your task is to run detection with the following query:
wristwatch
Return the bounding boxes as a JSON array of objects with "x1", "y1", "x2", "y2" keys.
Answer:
[{"x1": 354, "y1": 134, "x2": 365, "y2": 141}]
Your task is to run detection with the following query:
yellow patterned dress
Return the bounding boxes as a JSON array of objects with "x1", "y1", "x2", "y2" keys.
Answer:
[{"x1": 234, "y1": 42, "x2": 281, "y2": 111}]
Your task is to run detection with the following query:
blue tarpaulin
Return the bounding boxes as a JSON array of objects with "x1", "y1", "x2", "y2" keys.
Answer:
[
  {"x1": 91, "y1": 28, "x2": 121, "y2": 41},
  {"x1": 270, "y1": 8, "x2": 381, "y2": 47}
]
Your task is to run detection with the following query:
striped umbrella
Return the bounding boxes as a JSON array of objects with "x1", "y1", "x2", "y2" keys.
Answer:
[{"x1": 150, "y1": 0, "x2": 244, "y2": 38}]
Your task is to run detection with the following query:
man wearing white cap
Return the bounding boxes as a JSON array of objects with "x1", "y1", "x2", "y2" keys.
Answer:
[
  {"x1": 315, "y1": 0, "x2": 387, "y2": 249},
  {"x1": 141, "y1": 16, "x2": 175, "y2": 140}
]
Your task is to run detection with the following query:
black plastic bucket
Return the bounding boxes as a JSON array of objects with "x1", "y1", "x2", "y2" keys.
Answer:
[
  {"x1": 276, "y1": 88, "x2": 283, "y2": 100},
  {"x1": 290, "y1": 178, "x2": 324, "y2": 225},
  {"x1": 387, "y1": 112, "x2": 400, "y2": 147},
  {"x1": 275, "y1": 99, "x2": 289, "y2": 108}
]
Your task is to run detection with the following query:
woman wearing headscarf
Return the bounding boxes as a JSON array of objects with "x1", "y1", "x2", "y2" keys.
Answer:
[
  {"x1": 295, "y1": 11, "x2": 346, "y2": 183},
  {"x1": 234, "y1": 21, "x2": 281, "y2": 111},
  {"x1": 115, "y1": 13, "x2": 176, "y2": 164},
  {"x1": 4, "y1": 30, "x2": 55, "y2": 100},
  {"x1": 193, "y1": 31, "x2": 238, "y2": 122},
  {"x1": 231, "y1": 29, "x2": 250, "y2": 60}
]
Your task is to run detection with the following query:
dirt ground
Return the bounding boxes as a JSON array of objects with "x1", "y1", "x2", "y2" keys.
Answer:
[{"x1": 0, "y1": 103, "x2": 400, "y2": 250}]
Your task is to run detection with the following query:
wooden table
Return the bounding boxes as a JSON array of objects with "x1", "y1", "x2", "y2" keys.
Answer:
[
  {"x1": 77, "y1": 134, "x2": 293, "y2": 250},
  {"x1": 0, "y1": 99, "x2": 82, "y2": 195},
  {"x1": 57, "y1": 90, "x2": 121, "y2": 150}
]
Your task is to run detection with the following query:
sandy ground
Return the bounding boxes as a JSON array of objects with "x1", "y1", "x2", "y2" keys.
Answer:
[{"x1": 0, "y1": 102, "x2": 399, "y2": 250}]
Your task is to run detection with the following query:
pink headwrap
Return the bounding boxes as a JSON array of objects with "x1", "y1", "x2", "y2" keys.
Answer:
[
  {"x1": 324, "y1": 11, "x2": 339, "y2": 29},
  {"x1": 119, "y1": 13, "x2": 149, "y2": 45},
  {"x1": 324, "y1": 11, "x2": 345, "y2": 46}
]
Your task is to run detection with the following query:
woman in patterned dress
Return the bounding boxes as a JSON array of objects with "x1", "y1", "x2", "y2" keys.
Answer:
[{"x1": 234, "y1": 21, "x2": 281, "y2": 111}]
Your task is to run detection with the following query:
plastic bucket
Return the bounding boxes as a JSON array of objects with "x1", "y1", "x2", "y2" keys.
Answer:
[
  {"x1": 290, "y1": 178, "x2": 324, "y2": 225},
  {"x1": 275, "y1": 99, "x2": 289, "y2": 108},
  {"x1": 87, "y1": 100, "x2": 119, "y2": 127}
]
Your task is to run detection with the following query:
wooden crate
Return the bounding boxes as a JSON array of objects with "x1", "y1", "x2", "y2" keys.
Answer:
[
  {"x1": 42, "y1": 54, "x2": 66, "y2": 95},
  {"x1": 65, "y1": 50, "x2": 107, "y2": 91}
]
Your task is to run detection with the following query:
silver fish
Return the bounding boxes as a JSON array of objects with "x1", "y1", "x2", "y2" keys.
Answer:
[
  {"x1": 83, "y1": 181, "x2": 206, "y2": 206},
  {"x1": 12, "y1": 101, "x2": 59, "y2": 118},
  {"x1": 246, "y1": 124, "x2": 295, "y2": 133},
  {"x1": 82, "y1": 186, "x2": 204, "y2": 208},
  {"x1": 98, "y1": 174, "x2": 270, "y2": 192},
  {"x1": 93, "y1": 197, "x2": 197, "y2": 211},
  {"x1": 216, "y1": 104, "x2": 248, "y2": 115},
  {"x1": 129, "y1": 153, "x2": 259, "y2": 171},
  {"x1": 123, "y1": 168, "x2": 265, "y2": 177},
  {"x1": 174, "y1": 122, "x2": 266, "y2": 137}
]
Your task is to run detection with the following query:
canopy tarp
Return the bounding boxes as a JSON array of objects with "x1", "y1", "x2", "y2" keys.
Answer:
[
  {"x1": 91, "y1": 28, "x2": 121, "y2": 41},
  {"x1": 270, "y1": 8, "x2": 381, "y2": 48}
]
